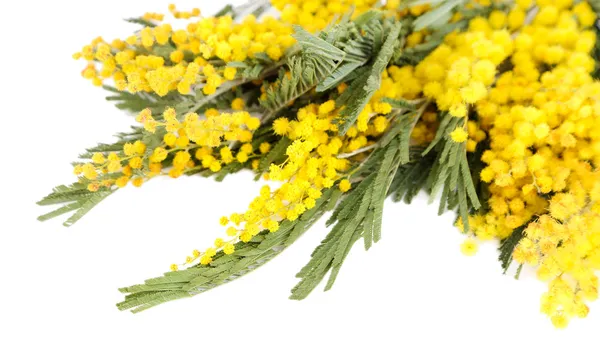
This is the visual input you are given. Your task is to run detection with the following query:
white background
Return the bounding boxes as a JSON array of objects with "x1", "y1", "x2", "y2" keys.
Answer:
[{"x1": 0, "y1": 1, "x2": 598, "y2": 344}]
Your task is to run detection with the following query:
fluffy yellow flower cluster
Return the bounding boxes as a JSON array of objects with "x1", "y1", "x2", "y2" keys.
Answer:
[
  {"x1": 271, "y1": 0, "x2": 379, "y2": 32},
  {"x1": 168, "y1": 3, "x2": 201, "y2": 20},
  {"x1": 74, "y1": 106, "x2": 262, "y2": 192},
  {"x1": 411, "y1": 111, "x2": 439, "y2": 145},
  {"x1": 73, "y1": 140, "x2": 152, "y2": 191},
  {"x1": 366, "y1": 17, "x2": 506, "y2": 152},
  {"x1": 174, "y1": 96, "x2": 398, "y2": 268},
  {"x1": 142, "y1": 12, "x2": 165, "y2": 22},
  {"x1": 142, "y1": 4, "x2": 201, "y2": 22},
  {"x1": 140, "y1": 106, "x2": 260, "y2": 168},
  {"x1": 414, "y1": 16, "x2": 517, "y2": 148},
  {"x1": 457, "y1": 0, "x2": 600, "y2": 328},
  {"x1": 74, "y1": 13, "x2": 295, "y2": 96},
  {"x1": 136, "y1": 106, "x2": 258, "y2": 141}
]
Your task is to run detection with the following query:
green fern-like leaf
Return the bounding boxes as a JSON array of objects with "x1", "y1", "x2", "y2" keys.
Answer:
[
  {"x1": 103, "y1": 86, "x2": 178, "y2": 113},
  {"x1": 335, "y1": 22, "x2": 402, "y2": 135},
  {"x1": 259, "y1": 26, "x2": 347, "y2": 117},
  {"x1": 412, "y1": 0, "x2": 465, "y2": 31},
  {"x1": 498, "y1": 226, "x2": 525, "y2": 274},
  {"x1": 117, "y1": 188, "x2": 340, "y2": 312},
  {"x1": 290, "y1": 136, "x2": 404, "y2": 299},
  {"x1": 37, "y1": 183, "x2": 115, "y2": 227},
  {"x1": 124, "y1": 17, "x2": 157, "y2": 27},
  {"x1": 422, "y1": 114, "x2": 481, "y2": 232}
]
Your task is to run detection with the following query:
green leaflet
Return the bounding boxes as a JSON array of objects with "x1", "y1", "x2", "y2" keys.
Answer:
[
  {"x1": 117, "y1": 188, "x2": 336, "y2": 313},
  {"x1": 103, "y1": 86, "x2": 177, "y2": 113},
  {"x1": 259, "y1": 55, "x2": 339, "y2": 117},
  {"x1": 226, "y1": 61, "x2": 249, "y2": 68},
  {"x1": 412, "y1": 0, "x2": 465, "y2": 31},
  {"x1": 352, "y1": 10, "x2": 383, "y2": 27},
  {"x1": 335, "y1": 22, "x2": 402, "y2": 135},
  {"x1": 78, "y1": 128, "x2": 144, "y2": 159},
  {"x1": 327, "y1": 175, "x2": 375, "y2": 227},
  {"x1": 37, "y1": 127, "x2": 147, "y2": 226},
  {"x1": 124, "y1": 17, "x2": 157, "y2": 27},
  {"x1": 38, "y1": 122, "x2": 239, "y2": 226},
  {"x1": 591, "y1": 0, "x2": 600, "y2": 14},
  {"x1": 397, "y1": 113, "x2": 421, "y2": 164},
  {"x1": 292, "y1": 26, "x2": 346, "y2": 61},
  {"x1": 213, "y1": 162, "x2": 245, "y2": 182},
  {"x1": 240, "y1": 64, "x2": 265, "y2": 79},
  {"x1": 403, "y1": 0, "x2": 446, "y2": 7},
  {"x1": 257, "y1": 137, "x2": 291, "y2": 175},
  {"x1": 366, "y1": 137, "x2": 404, "y2": 246},
  {"x1": 387, "y1": 103, "x2": 427, "y2": 164},
  {"x1": 389, "y1": 147, "x2": 434, "y2": 204},
  {"x1": 316, "y1": 61, "x2": 363, "y2": 92},
  {"x1": 381, "y1": 97, "x2": 418, "y2": 111},
  {"x1": 425, "y1": 127, "x2": 481, "y2": 232},
  {"x1": 591, "y1": 18, "x2": 600, "y2": 79},
  {"x1": 37, "y1": 185, "x2": 98, "y2": 206},
  {"x1": 499, "y1": 227, "x2": 524, "y2": 274},
  {"x1": 316, "y1": 16, "x2": 390, "y2": 91},
  {"x1": 396, "y1": 1, "x2": 501, "y2": 66},
  {"x1": 214, "y1": 4, "x2": 233, "y2": 17},
  {"x1": 260, "y1": 25, "x2": 353, "y2": 117},
  {"x1": 290, "y1": 137, "x2": 404, "y2": 299},
  {"x1": 498, "y1": 207, "x2": 528, "y2": 280},
  {"x1": 37, "y1": 183, "x2": 114, "y2": 227},
  {"x1": 422, "y1": 113, "x2": 458, "y2": 155}
]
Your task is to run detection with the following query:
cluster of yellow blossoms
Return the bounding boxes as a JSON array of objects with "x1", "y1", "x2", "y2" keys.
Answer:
[
  {"x1": 271, "y1": 0, "x2": 379, "y2": 32},
  {"x1": 73, "y1": 140, "x2": 150, "y2": 191},
  {"x1": 453, "y1": 0, "x2": 600, "y2": 328},
  {"x1": 175, "y1": 58, "x2": 471, "y2": 266},
  {"x1": 167, "y1": 4, "x2": 201, "y2": 20},
  {"x1": 75, "y1": 0, "x2": 439, "y2": 97},
  {"x1": 165, "y1": 0, "x2": 524, "y2": 276},
  {"x1": 365, "y1": 13, "x2": 507, "y2": 152},
  {"x1": 415, "y1": 14, "x2": 518, "y2": 150},
  {"x1": 142, "y1": 12, "x2": 165, "y2": 22},
  {"x1": 142, "y1": 4, "x2": 201, "y2": 22},
  {"x1": 75, "y1": 106, "x2": 261, "y2": 191},
  {"x1": 74, "y1": 13, "x2": 295, "y2": 96},
  {"x1": 176, "y1": 97, "x2": 397, "y2": 267}
]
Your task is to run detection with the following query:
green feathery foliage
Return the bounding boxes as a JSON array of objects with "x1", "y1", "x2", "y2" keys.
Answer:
[
  {"x1": 380, "y1": 100, "x2": 428, "y2": 164},
  {"x1": 259, "y1": 26, "x2": 346, "y2": 117},
  {"x1": 118, "y1": 188, "x2": 340, "y2": 312},
  {"x1": 335, "y1": 21, "x2": 402, "y2": 134},
  {"x1": 291, "y1": 136, "x2": 405, "y2": 299},
  {"x1": 412, "y1": 0, "x2": 466, "y2": 31},
  {"x1": 124, "y1": 17, "x2": 157, "y2": 27},
  {"x1": 389, "y1": 147, "x2": 436, "y2": 204},
  {"x1": 315, "y1": 12, "x2": 380, "y2": 91},
  {"x1": 256, "y1": 137, "x2": 291, "y2": 177},
  {"x1": 498, "y1": 226, "x2": 525, "y2": 274},
  {"x1": 380, "y1": 97, "x2": 419, "y2": 111},
  {"x1": 589, "y1": 0, "x2": 600, "y2": 13},
  {"x1": 78, "y1": 128, "x2": 144, "y2": 159},
  {"x1": 37, "y1": 127, "x2": 147, "y2": 225},
  {"x1": 103, "y1": 86, "x2": 179, "y2": 113},
  {"x1": 422, "y1": 114, "x2": 480, "y2": 232},
  {"x1": 37, "y1": 182, "x2": 115, "y2": 227}
]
